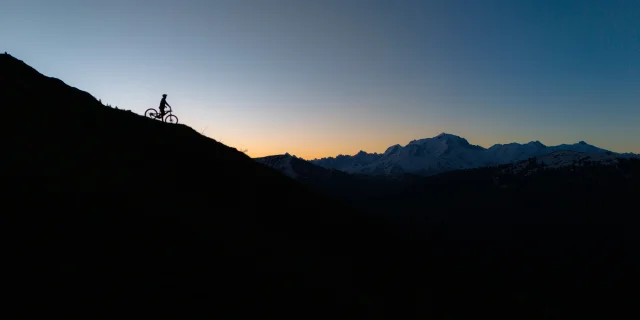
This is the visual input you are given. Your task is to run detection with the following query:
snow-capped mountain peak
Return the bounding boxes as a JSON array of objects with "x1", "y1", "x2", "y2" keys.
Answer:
[
  {"x1": 549, "y1": 141, "x2": 606, "y2": 154},
  {"x1": 254, "y1": 154, "x2": 298, "y2": 178},
  {"x1": 383, "y1": 144, "x2": 402, "y2": 155},
  {"x1": 436, "y1": 132, "x2": 457, "y2": 139},
  {"x1": 411, "y1": 133, "x2": 468, "y2": 145},
  {"x1": 531, "y1": 141, "x2": 546, "y2": 147}
]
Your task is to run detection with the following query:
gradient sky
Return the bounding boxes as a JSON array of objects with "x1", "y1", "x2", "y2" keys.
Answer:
[{"x1": 2, "y1": 0, "x2": 639, "y2": 158}]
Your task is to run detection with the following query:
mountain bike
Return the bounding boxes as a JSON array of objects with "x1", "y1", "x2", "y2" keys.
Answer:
[{"x1": 144, "y1": 105, "x2": 179, "y2": 124}]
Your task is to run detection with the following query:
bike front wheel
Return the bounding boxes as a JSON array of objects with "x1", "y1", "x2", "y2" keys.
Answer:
[
  {"x1": 164, "y1": 114, "x2": 179, "y2": 124},
  {"x1": 144, "y1": 108, "x2": 160, "y2": 119}
]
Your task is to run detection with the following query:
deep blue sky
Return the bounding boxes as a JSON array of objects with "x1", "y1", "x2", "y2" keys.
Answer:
[{"x1": 2, "y1": 0, "x2": 639, "y2": 157}]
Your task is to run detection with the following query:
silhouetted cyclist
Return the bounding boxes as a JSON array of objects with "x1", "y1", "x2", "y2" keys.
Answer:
[{"x1": 159, "y1": 94, "x2": 171, "y2": 118}]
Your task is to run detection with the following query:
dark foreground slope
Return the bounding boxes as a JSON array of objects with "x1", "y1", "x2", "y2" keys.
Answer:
[
  {"x1": 0, "y1": 53, "x2": 383, "y2": 318},
  {"x1": 2, "y1": 53, "x2": 638, "y2": 319}
]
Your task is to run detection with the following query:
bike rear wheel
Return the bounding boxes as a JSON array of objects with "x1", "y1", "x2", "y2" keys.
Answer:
[
  {"x1": 144, "y1": 108, "x2": 160, "y2": 119},
  {"x1": 164, "y1": 114, "x2": 179, "y2": 124}
]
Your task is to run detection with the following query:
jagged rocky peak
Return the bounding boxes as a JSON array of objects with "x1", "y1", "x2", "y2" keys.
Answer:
[
  {"x1": 435, "y1": 133, "x2": 474, "y2": 147},
  {"x1": 281, "y1": 152, "x2": 299, "y2": 159},
  {"x1": 436, "y1": 132, "x2": 464, "y2": 139}
]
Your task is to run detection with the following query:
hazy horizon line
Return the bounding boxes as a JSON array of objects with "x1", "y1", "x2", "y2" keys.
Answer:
[{"x1": 250, "y1": 132, "x2": 638, "y2": 160}]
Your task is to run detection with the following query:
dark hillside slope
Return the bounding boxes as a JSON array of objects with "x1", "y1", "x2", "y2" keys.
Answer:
[
  {"x1": 254, "y1": 154, "x2": 395, "y2": 209},
  {"x1": 0, "y1": 53, "x2": 384, "y2": 318}
]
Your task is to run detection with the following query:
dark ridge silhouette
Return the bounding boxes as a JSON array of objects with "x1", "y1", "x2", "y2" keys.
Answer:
[
  {"x1": 2, "y1": 52, "x2": 637, "y2": 319},
  {"x1": 0, "y1": 53, "x2": 382, "y2": 318}
]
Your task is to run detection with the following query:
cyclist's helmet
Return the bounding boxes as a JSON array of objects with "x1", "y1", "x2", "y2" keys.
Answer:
[{"x1": 162, "y1": 94, "x2": 167, "y2": 97}]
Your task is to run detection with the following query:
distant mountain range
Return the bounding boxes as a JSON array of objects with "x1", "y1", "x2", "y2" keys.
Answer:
[
  {"x1": 305, "y1": 133, "x2": 639, "y2": 176},
  {"x1": 255, "y1": 148, "x2": 632, "y2": 182},
  {"x1": 253, "y1": 148, "x2": 640, "y2": 225}
]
